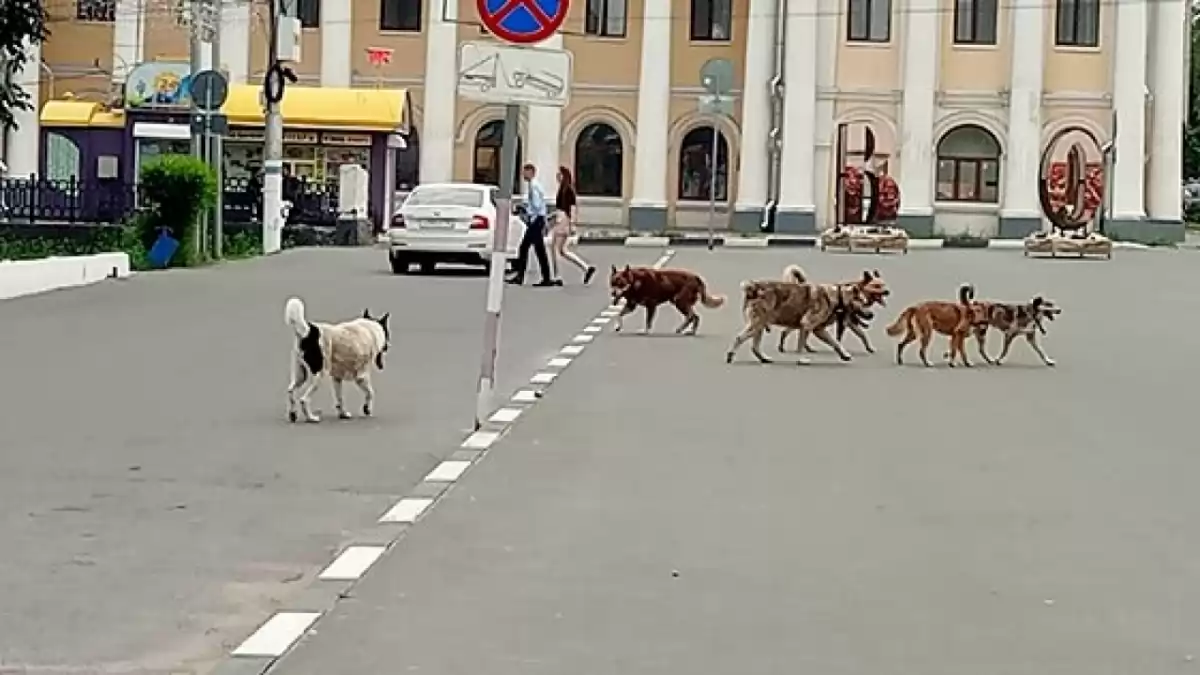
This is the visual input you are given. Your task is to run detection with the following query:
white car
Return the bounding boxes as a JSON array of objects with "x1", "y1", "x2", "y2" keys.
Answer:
[{"x1": 388, "y1": 183, "x2": 527, "y2": 274}]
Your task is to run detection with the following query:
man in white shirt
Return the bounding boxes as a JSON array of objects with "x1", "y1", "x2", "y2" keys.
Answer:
[{"x1": 507, "y1": 162, "x2": 555, "y2": 287}]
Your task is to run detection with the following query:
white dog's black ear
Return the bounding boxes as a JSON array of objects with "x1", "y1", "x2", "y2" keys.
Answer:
[
  {"x1": 610, "y1": 264, "x2": 618, "y2": 275},
  {"x1": 362, "y1": 308, "x2": 371, "y2": 319},
  {"x1": 379, "y1": 312, "x2": 390, "y2": 326}
]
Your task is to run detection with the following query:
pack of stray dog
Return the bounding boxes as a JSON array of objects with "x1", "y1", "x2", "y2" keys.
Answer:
[{"x1": 278, "y1": 260, "x2": 1063, "y2": 422}]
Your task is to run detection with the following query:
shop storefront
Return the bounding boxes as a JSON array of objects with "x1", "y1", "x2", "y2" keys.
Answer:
[
  {"x1": 37, "y1": 60, "x2": 412, "y2": 228},
  {"x1": 222, "y1": 129, "x2": 374, "y2": 184}
]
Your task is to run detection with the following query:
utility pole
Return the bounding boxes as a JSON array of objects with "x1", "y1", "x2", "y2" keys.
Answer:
[
  {"x1": 261, "y1": 0, "x2": 287, "y2": 254},
  {"x1": 189, "y1": 0, "x2": 204, "y2": 159},
  {"x1": 210, "y1": 0, "x2": 223, "y2": 258}
]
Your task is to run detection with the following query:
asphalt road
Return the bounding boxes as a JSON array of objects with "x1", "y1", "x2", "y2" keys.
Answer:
[
  {"x1": 0, "y1": 245, "x2": 653, "y2": 674},
  {"x1": 259, "y1": 246, "x2": 1200, "y2": 675}
]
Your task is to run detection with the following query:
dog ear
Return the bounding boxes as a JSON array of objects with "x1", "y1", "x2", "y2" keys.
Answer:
[
  {"x1": 610, "y1": 264, "x2": 618, "y2": 275},
  {"x1": 362, "y1": 308, "x2": 371, "y2": 319},
  {"x1": 624, "y1": 264, "x2": 631, "y2": 272},
  {"x1": 378, "y1": 312, "x2": 390, "y2": 326},
  {"x1": 1032, "y1": 296, "x2": 1044, "y2": 308},
  {"x1": 862, "y1": 270, "x2": 873, "y2": 283},
  {"x1": 872, "y1": 269, "x2": 881, "y2": 278}
]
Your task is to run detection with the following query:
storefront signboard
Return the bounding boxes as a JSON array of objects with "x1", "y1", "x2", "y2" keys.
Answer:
[{"x1": 124, "y1": 61, "x2": 194, "y2": 108}]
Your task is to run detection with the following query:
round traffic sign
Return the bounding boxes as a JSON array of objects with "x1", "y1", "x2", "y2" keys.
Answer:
[
  {"x1": 191, "y1": 69, "x2": 229, "y2": 110},
  {"x1": 699, "y1": 58, "x2": 734, "y2": 95},
  {"x1": 476, "y1": 0, "x2": 568, "y2": 44}
]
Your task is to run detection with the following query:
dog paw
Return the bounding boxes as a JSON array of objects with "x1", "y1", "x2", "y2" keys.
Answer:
[
  {"x1": 1044, "y1": 359, "x2": 1057, "y2": 367},
  {"x1": 637, "y1": 328, "x2": 649, "y2": 335},
  {"x1": 864, "y1": 346, "x2": 876, "y2": 354},
  {"x1": 304, "y1": 415, "x2": 321, "y2": 424},
  {"x1": 288, "y1": 411, "x2": 298, "y2": 423},
  {"x1": 338, "y1": 410, "x2": 353, "y2": 420},
  {"x1": 362, "y1": 405, "x2": 373, "y2": 416},
  {"x1": 725, "y1": 353, "x2": 734, "y2": 364},
  {"x1": 838, "y1": 354, "x2": 852, "y2": 363},
  {"x1": 796, "y1": 357, "x2": 812, "y2": 366}
]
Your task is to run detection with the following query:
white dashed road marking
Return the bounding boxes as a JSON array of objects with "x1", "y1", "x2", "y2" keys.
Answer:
[
  {"x1": 462, "y1": 429, "x2": 500, "y2": 450},
  {"x1": 425, "y1": 460, "x2": 471, "y2": 482},
  {"x1": 511, "y1": 389, "x2": 541, "y2": 403},
  {"x1": 489, "y1": 407, "x2": 523, "y2": 424},
  {"x1": 378, "y1": 497, "x2": 434, "y2": 524},
  {"x1": 226, "y1": 248, "x2": 678, "y2": 666},
  {"x1": 318, "y1": 546, "x2": 387, "y2": 581},
  {"x1": 231, "y1": 612, "x2": 323, "y2": 658}
]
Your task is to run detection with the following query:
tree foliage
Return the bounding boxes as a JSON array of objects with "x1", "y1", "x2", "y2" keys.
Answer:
[{"x1": 0, "y1": 0, "x2": 50, "y2": 131}]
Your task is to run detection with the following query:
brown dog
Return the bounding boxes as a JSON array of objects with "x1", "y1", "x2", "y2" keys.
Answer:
[
  {"x1": 965, "y1": 296, "x2": 1063, "y2": 367},
  {"x1": 608, "y1": 265, "x2": 726, "y2": 334},
  {"x1": 885, "y1": 284, "x2": 988, "y2": 367},
  {"x1": 726, "y1": 277, "x2": 874, "y2": 364},
  {"x1": 777, "y1": 265, "x2": 891, "y2": 354}
]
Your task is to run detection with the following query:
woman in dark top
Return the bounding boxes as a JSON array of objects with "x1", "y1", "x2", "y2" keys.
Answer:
[{"x1": 549, "y1": 166, "x2": 596, "y2": 285}]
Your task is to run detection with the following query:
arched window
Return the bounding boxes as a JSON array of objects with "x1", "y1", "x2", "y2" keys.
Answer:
[
  {"x1": 396, "y1": 127, "x2": 420, "y2": 191},
  {"x1": 936, "y1": 124, "x2": 1001, "y2": 203},
  {"x1": 473, "y1": 119, "x2": 523, "y2": 193},
  {"x1": 678, "y1": 126, "x2": 729, "y2": 202},
  {"x1": 574, "y1": 122, "x2": 624, "y2": 198}
]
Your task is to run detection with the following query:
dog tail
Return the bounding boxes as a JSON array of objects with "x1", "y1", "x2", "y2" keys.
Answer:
[
  {"x1": 885, "y1": 307, "x2": 914, "y2": 337},
  {"x1": 285, "y1": 297, "x2": 309, "y2": 338},
  {"x1": 781, "y1": 264, "x2": 807, "y2": 284},
  {"x1": 700, "y1": 281, "x2": 726, "y2": 309},
  {"x1": 958, "y1": 284, "x2": 976, "y2": 306}
]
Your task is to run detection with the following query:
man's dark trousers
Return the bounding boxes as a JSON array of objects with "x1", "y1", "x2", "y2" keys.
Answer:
[{"x1": 511, "y1": 215, "x2": 552, "y2": 284}]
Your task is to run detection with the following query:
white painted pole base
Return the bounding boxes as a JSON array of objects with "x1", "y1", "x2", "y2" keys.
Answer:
[
  {"x1": 263, "y1": 160, "x2": 284, "y2": 254},
  {"x1": 475, "y1": 104, "x2": 519, "y2": 430}
]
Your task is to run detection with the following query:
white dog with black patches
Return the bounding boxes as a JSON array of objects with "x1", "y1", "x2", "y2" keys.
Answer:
[{"x1": 285, "y1": 297, "x2": 390, "y2": 423}]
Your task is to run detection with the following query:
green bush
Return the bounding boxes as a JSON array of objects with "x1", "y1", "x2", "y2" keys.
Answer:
[{"x1": 137, "y1": 154, "x2": 218, "y2": 266}]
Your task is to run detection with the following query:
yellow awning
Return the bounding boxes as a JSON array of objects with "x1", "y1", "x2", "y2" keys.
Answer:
[
  {"x1": 40, "y1": 100, "x2": 125, "y2": 128},
  {"x1": 221, "y1": 85, "x2": 410, "y2": 133}
]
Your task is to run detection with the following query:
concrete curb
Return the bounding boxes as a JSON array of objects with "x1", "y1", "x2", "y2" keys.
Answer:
[
  {"x1": 578, "y1": 233, "x2": 1167, "y2": 251},
  {"x1": 0, "y1": 252, "x2": 133, "y2": 301}
]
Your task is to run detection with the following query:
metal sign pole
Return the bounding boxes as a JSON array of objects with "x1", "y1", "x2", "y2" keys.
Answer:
[
  {"x1": 476, "y1": 103, "x2": 519, "y2": 429},
  {"x1": 697, "y1": 59, "x2": 732, "y2": 251},
  {"x1": 707, "y1": 117, "x2": 718, "y2": 249},
  {"x1": 469, "y1": 0, "x2": 570, "y2": 429}
]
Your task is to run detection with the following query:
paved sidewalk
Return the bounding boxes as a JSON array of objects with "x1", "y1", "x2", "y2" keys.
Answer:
[{"x1": 257, "y1": 248, "x2": 1200, "y2": 675}]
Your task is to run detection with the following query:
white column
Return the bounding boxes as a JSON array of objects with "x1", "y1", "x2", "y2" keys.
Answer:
[
  {"x1": 812, "y1": 0, "x2": 838, "y2": 227},
  {"x1": 1111, "y1": 0, "x2": 1148, "y2": 220},
  {"x1": 734, "y1": 0, "x2": 775, "y2": 215},
  {"x1": 1147, "y1": 0, "x2": 1186, "y2": 221},
  {"x1": 112, "y1": 0, "x2": 143, "y2": 83},
  {"x1": 220, "y1": 0, "x2": 251, "y2": 84},
  {"x1": 777, "y1": 0, "x2": 818, "y2": 214},
  {"x1": 897, "y1": 0, "x2": 939, "y2": 216},
  {"x1": 320, "y1": 0, "x2": 352, "y2": 87},
  {"x1": 420, "y1": 0, "x2": 458, "y2": 184},
  {"x1": 6, "y1": 40, "x2": 41, "y2": 178},
  {"x1": 1000, "y1": 0, "x2": 1045, "y2": 221},
  {"x1": 629, "y1": 0, "x2": 672, "y2": 211},
  {"x1": 526, "y1": 33, "x2": 564, "y2": 188}
]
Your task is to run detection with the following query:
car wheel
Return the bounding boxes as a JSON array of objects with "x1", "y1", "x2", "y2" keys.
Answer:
[
  {"x1": 419, "y1": 260, "x2": 437, "y2": 274},
  {"x1": 390, "y1": 254, "x2": 411, "y2": 274}
]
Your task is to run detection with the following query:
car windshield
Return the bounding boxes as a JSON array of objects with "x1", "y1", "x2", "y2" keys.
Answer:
[{"x1": 406, "y1": 187, "x2": 484, "y2": 208}]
